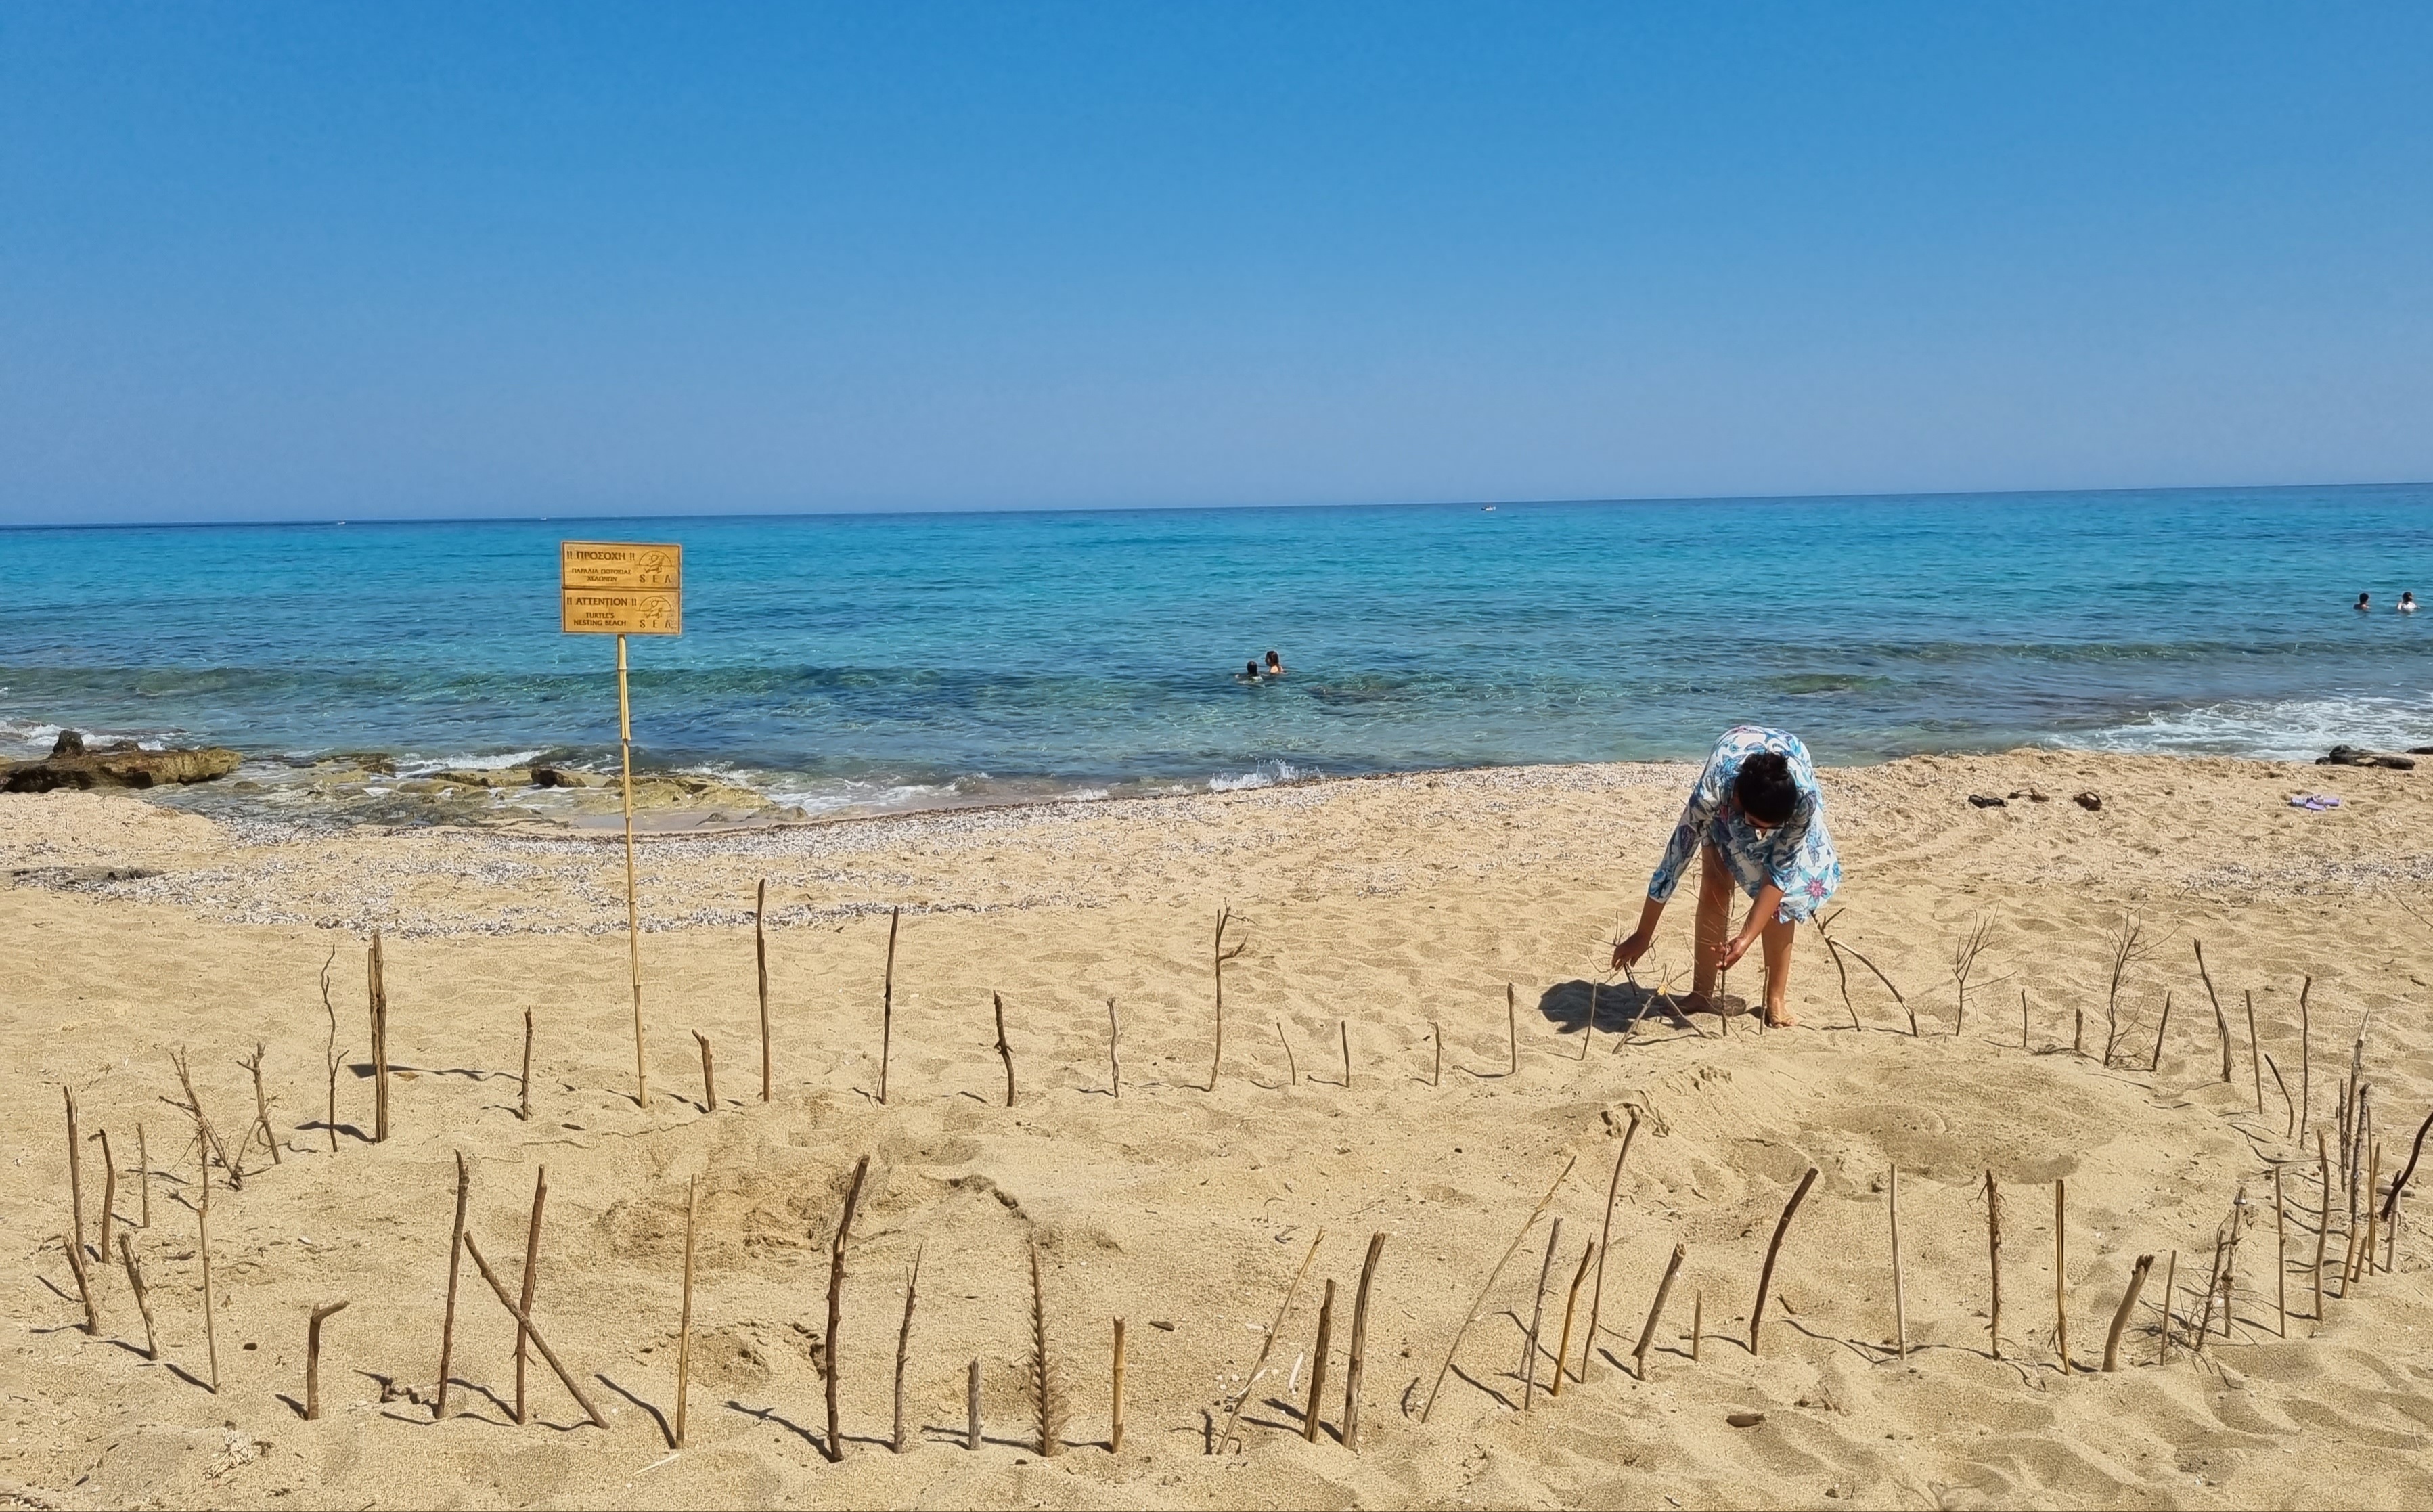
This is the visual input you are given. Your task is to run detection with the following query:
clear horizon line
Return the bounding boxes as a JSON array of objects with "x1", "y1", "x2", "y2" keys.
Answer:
[{"x1": 5, "y1": 474, "x2": 2428, "y2": 533}]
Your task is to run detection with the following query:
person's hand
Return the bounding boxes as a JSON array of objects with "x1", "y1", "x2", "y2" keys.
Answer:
[
  {"x1": 1713, "y1": 929, "x2": 1760, "y2": 973},
  {"x1": 1612, "y1": 929, "x2": 1652, "y2": 973}
]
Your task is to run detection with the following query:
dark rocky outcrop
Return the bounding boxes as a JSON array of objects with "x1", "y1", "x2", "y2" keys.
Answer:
[
  {"x1": 3, "y1": 732, "x2": 243, "y2": 793},
  {"x1": 2319, "y1": 744, "x2": 2417, "y2": 770}
]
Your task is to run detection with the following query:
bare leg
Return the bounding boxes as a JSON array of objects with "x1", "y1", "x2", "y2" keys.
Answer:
[
  {"x1": 1759, "y1": 917, "x2": 1798, "y2": 1027},
  {"x1": 1688, "y1": 843, "x2": 1733, "y2": 1007}
]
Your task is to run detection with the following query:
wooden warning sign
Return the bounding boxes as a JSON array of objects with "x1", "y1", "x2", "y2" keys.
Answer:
[{"x1": 560, "y1": 542, "x2": 682, "y2": 635}]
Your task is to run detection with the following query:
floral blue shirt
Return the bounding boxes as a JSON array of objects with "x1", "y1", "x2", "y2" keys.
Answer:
[{"x1": 1647, "y1": 725, "x2": 1841, "y2": 924}]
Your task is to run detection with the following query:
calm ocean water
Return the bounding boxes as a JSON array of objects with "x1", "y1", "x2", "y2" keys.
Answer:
[{"x1": 6, "y1": 484, "x2": 2432, "y2": 820}]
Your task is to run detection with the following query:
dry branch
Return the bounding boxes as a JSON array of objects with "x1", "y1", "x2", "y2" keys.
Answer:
[
  {"x1": 461, "y1": 1232, "x2": 608, "y2": 1428},
  {"x1": 1218, "y1": 1229, "x2": 1322, "y2": 1451},
  {"x1": 824, "y1": 1155, "x2": 870, "y2": 1461},
  {"x1": 1422, "y1": 1156, "x2": 1573, "y2": 1422},
  {"x1": 1580, "y1": 1109, "x2": 1642, "y2": 1382},
  {"x1": 1749, "y1": 1168, "x2": 1821, "y2": 1356},
  {"x1": 1342, "y1": 1232, "x2": 1386, "y2": 1451}
]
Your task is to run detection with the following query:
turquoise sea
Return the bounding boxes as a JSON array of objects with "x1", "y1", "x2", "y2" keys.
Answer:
[{"x1": 6, "y1": 483, "x2": 2432, "y2": 820}]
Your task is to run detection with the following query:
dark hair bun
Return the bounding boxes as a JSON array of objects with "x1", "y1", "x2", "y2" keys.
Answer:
[{"x1": 1735, "y1": 751, "x2": 1799, "y2": 826}]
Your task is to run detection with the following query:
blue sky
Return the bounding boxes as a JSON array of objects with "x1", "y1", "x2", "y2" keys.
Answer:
[{"x1": 3, "y1": 3, "x2": 2429, "y2": 525}]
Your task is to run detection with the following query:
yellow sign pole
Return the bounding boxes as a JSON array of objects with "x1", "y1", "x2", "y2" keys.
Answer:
[
  {"x1": 560, "y1": 541, "x2": 683, "y2": 1113},
  {"x1": 617, "y1": 631, "x2": 646, "y2": 1109}
]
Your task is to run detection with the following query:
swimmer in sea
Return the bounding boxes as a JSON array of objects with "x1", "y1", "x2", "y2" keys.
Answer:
[
  {"x1": 2403, "y1": 592, "x2": 2418, "y2": 614},
  {"x1": 1236, "y1": 660, "x2": 1262, "y2": 684},
  {"x1": 1264, "y1": 650, "x2": 1285, "y2": 677},
  {"x1": 2358, "y1": 592, "x2": 2373, "y2": 611}
]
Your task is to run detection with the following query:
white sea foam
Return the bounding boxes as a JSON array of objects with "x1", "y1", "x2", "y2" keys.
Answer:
[
  {"x1": 1208, "y1": 760, "x2": 1308, "y2": 793},
  {"x1": 397, "y1": 749, "x2": 550, "y2": 776},
  {"x1": 2061, "y1": 695, "x2": 2433, "y2": 762}
]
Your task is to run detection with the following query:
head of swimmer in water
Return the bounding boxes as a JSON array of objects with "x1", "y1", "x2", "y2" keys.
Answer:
[
  {"x1": 1245, "y1": 660, "x2": 1261, "y2": 679},
  {"x1": 2359, "y1": 592, "x2": 2372, "y2": 609},
  {"x1": 1733, "y1": 752, "x2": 1798, "y2": 831},
  {"x1": 1264, "y1": 650, "x2": 1283, "y2": 675}
]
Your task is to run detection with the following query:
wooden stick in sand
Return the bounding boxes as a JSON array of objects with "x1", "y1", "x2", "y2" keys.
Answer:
[
  {"x1": 435, "y1": 1151, "x2": 470, "y2": 1419},
  {"x1": 2267, "y1": 1054, "x2": 2295, "y2": 1141},
  {"x1": 1339, "y1": 1019, "x2": 1353, "y2": 1089},
  {"x1": 879, "y1": 906, "x2": 899, "y2": 1105},
  {"x1": 1220, "y1": 1229, "x2": 1324, "y2": 1449},
  {"x1": 2073, "y1": 1008, "x2": 2084, "y2": 1058},
  {"x1": 1831, "y1": 937, "x2": 1910, "y2": 1035},
  {"x1": 1423, "y1": 1157, "x2": 1573, "y2": 1423},
  {"x1": 1506, "y1": 983, "x2": 1519, "y2": 1075},
  {"x1": 1111, "y1": 1318, "x2": 1126, "y2": 1452},
  {"x1": 118, "y1": 1234, "x2": 156, "y2": 1360},
  {"x1": 2382, "y1": 1105, "x2": 2433, "y2": 1227},
  {"x1": 677, "y1": 1176, "x2": 700, "y2": 1448},
  {"x1": 2298, "y1": 976, "x2": 2313, "y2": 1132},
  {"x1": 136, "y1": 1122, "x2": 149, "y2": 1229},
  {"x1": 515, "y1": 1165, "x2": 548, "y2": 1425},
  {"x1": 2358, "y1": 1142, "x2": 2382, "y2": 1285},
  {"x1": 2149, "y1": 992, "x2": 2172, "y2": 1073},
  {"x1": 825, "y1": 1155, "x2": 870, "y2": 1461},
  {"x1": 1749, "y1": 1168, "x2": 1821, "y2": 1357},
  {"x1": 1582, "y1": 981, "x2": 1596, "y2": 1060},
  {"x1": 1107, "y1": 998, "x2": 1122, "y2": 1099},
  {"x1": 2021, "y1": 988, "x2": 2030, "y2": 1051},
  {"x1": 96, "y1": 1128, "x2": 116, "y2": 1277},
  {"x1": 1580, "y1": 1109, "x2": 1642, "y2": 1383},
  {"x1": 1520, "y1": 1218, "x2": 1561, "y2": 1410},
  {"x1": 890, "y1": 1245, "x2": 920, "y2": 1454},
  {"x1": 1889, "y1": 1166, "x2": 1908, "y2": 1360},
  {"x1": 994, "y1": 992, "x2": 1016, "y2": 1107},
  {"x1": 461, "y1": 1233, "x2": 609, "y2": 1427},
  {"x1": 2193, "y1": 940, "x2": 2231, "y2": 1084},
  {"x1": 242, "y1": 1044, "x2": 280, "y2": 1165},
  {"x1": 967, "y1": 1359, "x2": 982, "y2": 1450},
  {"x1": 1552, "y1": 1243, "x2": 1594, "y2": 1397},
  {"x1": 2193, "y1": 1227, "x2": 2225, "y2": 1350},
  {"x1": 2315, "y1": 1127, "x2": 2331, "y2": 1320},
  {"x1": 369, "y1": 931, "x2": 391, "y2": 1140},
  {"x1": 320, "y1": 948, "x2": 342, "y2": 1150},
  {"x1": 2245, "y1": 991, "x2": 2264, "y2": 1115},
  {"x1": 198, "y1": 1147, "x2": 218, "y2": 1392},
  {"x1": 1304, "y1": 1278, "x2": 1336, "y2": 1440},
  {"x1": 1030, "y1": 1237, "x2": 1065, "y2": 1457},
  {"x1": 169, "y1": 1048, "x2": 240, "y2": 1190},
  {"x1": 1817, "y1": 922, "x2": 1862, "y2": 1030},
  {"x1": 1985, "y1": 1170, "x2": 2003, "y2": 1360},
  {"x1": 1431, "y1": 1021, "x2": 1442, "y2": 1086},
  {"x1": 2156, "y1": 1249, "x2": 2177, "y2": 1363},
  {"x1": 61, "y1": 1230, "x2": 97, "y2": 1334},
  {"x1": 519, "y1": 1007, "x2": 534, "y2": 1122},
  {"x1": 2101, "y1": 1254, "x2": 2154, "y2": 1372},
  {"x1": 2274, "y1": 1166, "x2": 2288, "y2": 1337},
  {"x1": 64, "y1": 1088, "x2": 85, "y2": 1256},
  {"x1": 1633, "y1": 1243, "x2": 1688, "y2": 1380},
  {"x1": 307, "y1": 1300, "x2": 349, "y2": 1419},
  {"x1": 1274, "y1": 1022, "x2": 1297, "y2": 1087},
  {"x1": 2053, "y1": 1178, "x2": 2070, "y2": 1373},
  {"x1": 1341, "y1": 1231, "x2": 1385, "y2": 1450},
  {"x1": 757, "y1": 877, "x2": 772, "y2": 1103},
  {"x1": 693, "y1": 1031, "x2": 717, "y2": 1113},
  {"x1": 1209, "y1": 905, "x2": 1243, "y2": 1090}
]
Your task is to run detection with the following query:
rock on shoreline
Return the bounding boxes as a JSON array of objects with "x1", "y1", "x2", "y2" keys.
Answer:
[{"x1": 1, "y1": 730, "x2": 242, "y2": 793}]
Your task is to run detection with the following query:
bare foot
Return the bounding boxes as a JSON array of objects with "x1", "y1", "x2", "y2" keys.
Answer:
[
  {"x1": 1764, "y1": 1005, "x2": 1799, "y2": 1028},
  {"x1": 1668, "y1": 991, "x2": 1714, "y2": 1017}
]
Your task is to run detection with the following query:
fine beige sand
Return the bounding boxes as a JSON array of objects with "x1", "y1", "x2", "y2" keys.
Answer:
[{"x1": 7, "y1": 749, "x2": 2433, "y2": 1509}]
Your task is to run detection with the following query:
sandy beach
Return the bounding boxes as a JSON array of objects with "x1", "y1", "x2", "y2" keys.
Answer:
[{"x1": 8, "y1": 748, "x2": 2433, "y2": 1510}]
